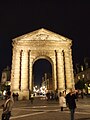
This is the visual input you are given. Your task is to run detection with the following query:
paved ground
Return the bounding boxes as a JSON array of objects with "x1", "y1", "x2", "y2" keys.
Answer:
[{"x1": 0, "y1": 96, "x2": 90, "y2": 120}]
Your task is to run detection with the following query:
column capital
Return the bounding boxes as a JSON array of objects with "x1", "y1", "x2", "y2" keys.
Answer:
[
  {"x1": 56, "y1": 50, "x2": 64, "y2": 57},
  {"x1": 56, "y1": 49, "x2": 63, "y2": 53},
  {"x1": 64, "y1": 47, "x2": 71, "y2": 53},
  {"x1": 13, "y1": 47, "x2": 21, "y2": 53}
]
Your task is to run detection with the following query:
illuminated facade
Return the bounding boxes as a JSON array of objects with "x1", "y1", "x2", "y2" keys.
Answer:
[
  {"x1": 74, "y1": 68, "x2": 90, "y2": 94},
  {"x1": 42, "y1": 73, "x2": 52, "y2": 90},
  {"x1": 11, "y1": 28, "x2": 74, "y2": 100}
]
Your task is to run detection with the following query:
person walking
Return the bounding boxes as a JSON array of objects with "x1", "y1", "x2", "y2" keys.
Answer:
[
  {"x1": 65, "y1": 89, "x2": 77, "y2": 120},
  {"x1": 59, "y1": 92, "x2": 66, "y2": 111},
  {"x1": 1, "y1": 91, "x2": 14, "y2": 120},
  {"x1": 30, "y1": 93, "x2": 34, "y2": 104}
]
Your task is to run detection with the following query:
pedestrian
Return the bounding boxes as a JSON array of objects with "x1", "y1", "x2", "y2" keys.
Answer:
[
  {"x1": 16, "y1": 93, "x2": 19, "y2": 101},
  {"x1": 46, "y1": 92, "x2": 50, "y2": 101},
  {"x1": 81, "y1": 90, "x2": 84, "y2": 99},
  {"x1": 59, "y1": 92, "x2": 66, "y2": 111},
  {"x1": 55, "y1": 91, "x2": 59, "y2": 101},
  {"x1": 1, "y1": 91, "x2": 14, "y2": 120},
  {"x1": 12, "y1": 93, "x2": 15, "y2": 101},
  {"x1": 30, "y1": 93, "x2": 34, "y2": 104},
  {"x1": 75, "y1": 90, "x2": 79, "y2": 101},
  {"x1": 65, "y1": 89, "x2": 77, "y2": 120}
]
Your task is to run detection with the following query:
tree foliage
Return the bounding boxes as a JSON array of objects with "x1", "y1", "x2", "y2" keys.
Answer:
[{"x1": 75, "y1": 79, "x2": 85, "y2": 90}]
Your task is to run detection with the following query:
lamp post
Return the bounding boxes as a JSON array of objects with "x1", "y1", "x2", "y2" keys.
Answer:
[
  {"x1": 82, "y1": 74, "x2": 85, "y2": 89},
  {"x1": 81, "y1": 74, "x2": 85, "y2": 99}
]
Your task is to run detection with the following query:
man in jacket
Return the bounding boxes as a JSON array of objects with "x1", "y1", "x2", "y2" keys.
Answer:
[{"x1": 65, "y1": 89, "x2": 77, "y2": 120}]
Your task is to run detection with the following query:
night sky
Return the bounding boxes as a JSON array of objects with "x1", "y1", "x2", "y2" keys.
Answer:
[{"x1": 0, "y1": 1, "x2": 90, "y2": 85}]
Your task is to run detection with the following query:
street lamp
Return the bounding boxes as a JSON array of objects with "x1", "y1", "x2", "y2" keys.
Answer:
[{"x1": 82, "y1": 74, "x2": 85, "y2": 88}]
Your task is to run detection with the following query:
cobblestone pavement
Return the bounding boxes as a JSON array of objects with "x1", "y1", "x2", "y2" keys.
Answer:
[{"x1": 0, "y1": 97, "x2": 90, "y2": 120}]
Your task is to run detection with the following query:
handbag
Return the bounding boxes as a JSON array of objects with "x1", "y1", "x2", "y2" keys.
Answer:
[{"x1": 2, "y1": 111, "x2": 11, "y2": 120}]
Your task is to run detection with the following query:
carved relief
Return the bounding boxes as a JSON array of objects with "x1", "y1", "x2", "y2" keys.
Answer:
[{"x1": 13, "y1": 28, "x2": 71, "y2": 42}]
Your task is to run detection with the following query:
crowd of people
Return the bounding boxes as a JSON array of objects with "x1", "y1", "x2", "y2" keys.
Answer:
[
  {"x1": 46, "y1": 91, "x2": 59, "y2": 101},
  {"x1": 0, "y1": 88, "x2": 83, "y2": 120}
]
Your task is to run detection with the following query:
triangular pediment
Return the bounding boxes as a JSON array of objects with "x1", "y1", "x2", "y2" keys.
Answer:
[{"x1": 13, "y1": 28, "x2": 71, "y2": 42}]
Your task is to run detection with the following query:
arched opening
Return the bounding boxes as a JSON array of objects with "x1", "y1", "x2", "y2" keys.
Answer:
[{"x1": 33, "y1": 59, "x2": 52, "y2": 96}]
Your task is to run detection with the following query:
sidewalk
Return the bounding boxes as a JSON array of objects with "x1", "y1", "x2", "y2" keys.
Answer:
[
  {"x1": 77, "y1": 97, "x2": 90, "y2": 105},
  {"x1": 0, "y1": 96, "x2": 90, "y2": 108},
  {"x1": 0, "y1": 97, "x2": 90, "y2": 120},
  {"x1": 13, "y1": 97, "x2": 59, "y2": 108},
  {"x1": 9, "y1": 96, "x2": 90, "y2": 108}
]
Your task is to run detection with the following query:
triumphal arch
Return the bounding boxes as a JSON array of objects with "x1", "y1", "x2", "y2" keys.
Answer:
[{"x1": 11, "y1": 28, "x2": 74, "y2": 100}]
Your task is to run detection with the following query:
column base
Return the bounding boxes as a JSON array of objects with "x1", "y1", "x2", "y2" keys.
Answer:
[{"x1": 18, "y1": 90, "x2": 30, "y2": 100}]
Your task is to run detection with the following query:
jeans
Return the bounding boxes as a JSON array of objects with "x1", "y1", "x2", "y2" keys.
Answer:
[
  {"x1": 70, "y1": 109, "x2": 75, "y2": 120},
  {"x1": 2, "y1": 111, "x2": 11, "y2": 120}
]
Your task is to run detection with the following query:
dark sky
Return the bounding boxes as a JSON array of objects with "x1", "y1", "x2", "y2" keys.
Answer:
[{"x1": 0, "y1": 1, "x2": 90, "y2": 83}]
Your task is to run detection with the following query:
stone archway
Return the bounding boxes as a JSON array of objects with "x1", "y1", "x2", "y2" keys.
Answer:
[
  {"x1": 32, "y1": 58, "x2": 52, "y2": 91},
  {"x1": 11, "y1": 28, "x2": 74, "y2": 100}
]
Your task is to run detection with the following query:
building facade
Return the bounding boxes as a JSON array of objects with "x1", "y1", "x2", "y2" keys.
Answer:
[
  {"x1": 42, "y1": 73, "x2": 52, "y2": 90},
  {"x1": 11, "y1": 28, "x2": 74, "y2": 100},
  {"x1": 74, "y1": 68, "x2": 90, "y2": 94}
]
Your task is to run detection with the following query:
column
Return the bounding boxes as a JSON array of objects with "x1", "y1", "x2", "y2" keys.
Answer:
[
  {"x1": 69, "y1": 49, "x2": 75, "y2": 88},
  {"x1": 57, "y1": 50, "x2": 65, "y2": 91},
  {"x1": 11, "y1": 47, "x2": 20, "y2": 91},
  {"x1": 11, "y1": 47, "x2": 15, "y2": 91},
  {"x1": 29, "y1": 51, "x2": 33, "y2": 92},
  {"x1": 53, "y1": 50, "x2": 57, "y2": 91},
  {"x1": 64, "y1": 48, "x2": 73, "y2": 89},
  {"x1": 21, "y1": 50, "x2": 28, "y2": 91}
]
